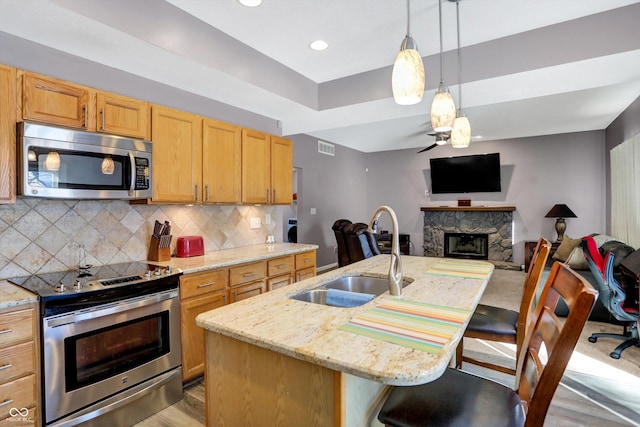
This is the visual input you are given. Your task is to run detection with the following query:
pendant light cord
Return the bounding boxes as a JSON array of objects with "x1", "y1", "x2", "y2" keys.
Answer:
[
  {"x1": 438, "y1": 0, "x2": 444, "y2": 81},
  {"x1": 456, "y1": 0, "x2": 462, "y2": 107},
  {"x1": 406, "y1": 0, "x2": 411, "y2": 36}
]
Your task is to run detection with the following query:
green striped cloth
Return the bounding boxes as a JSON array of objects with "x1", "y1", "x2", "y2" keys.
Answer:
[
  {"x1": 339, "y1": 298, "x2": 472, "y2": 354},
  {"x1": 425, "y1": 259, "x2": 493, "y2": 279}
]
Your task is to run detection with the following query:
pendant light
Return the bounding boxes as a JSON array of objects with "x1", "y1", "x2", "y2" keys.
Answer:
[
  {"x1": 101, "y1": 156, "x2": 115, "y2": 175},
  {"x1": 392, "y1": 0, "x2": 425, "y2": 105},
  {"x1": 451, "y1": 0, "x2": 471, "y2": 148},
  {"x1": 430, "y1": 0, "x2": 456, "y2": 133},
  {"x1": 45, "y1": 151, "x2": 60, "y2": 171}
]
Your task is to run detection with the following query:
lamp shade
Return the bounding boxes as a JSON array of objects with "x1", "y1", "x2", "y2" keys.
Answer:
[
  {"x1": 451, "y1": 113, "x2": 471, "y2": 148},
  {"x1": 431, "y1": 82, "x2": 456, "y2": 132},
  {"x1": 45, "y1": 151, "x2": 60, "y2": 171},
  {"x1": 101, "y1": 157, "x2": 115, "y2": 175},
  {"x1": 392, "y1": 36, "x2": 425, "y2": 105},
  {"x1": 545, "y1": 204, "x2": 577, "y2": 218}
]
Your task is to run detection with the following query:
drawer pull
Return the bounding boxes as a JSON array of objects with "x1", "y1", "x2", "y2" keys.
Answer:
[
  {"x1": 0, "y1": 399, "x2": 14, "y2": 408},
  {"x1": 197, "y1": 282, "x2": 216, "y2": 288},
  {"x1": 0, "y1": 364, "x2": 13, "y2": 371},
  {"x1": 0, "y1": 329, "x2": 12, "y2": 335},
  {"x1": 242, "y1": 272, "x2": 257, "y2": 278},
  {"x1": 276, "y1": 264, "x2": 288, "y2": 269}
]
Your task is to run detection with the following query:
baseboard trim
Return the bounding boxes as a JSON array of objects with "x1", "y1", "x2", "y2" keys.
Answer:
[{"x1": 317, "y1": 263, "x2": 338, "y2": 274}]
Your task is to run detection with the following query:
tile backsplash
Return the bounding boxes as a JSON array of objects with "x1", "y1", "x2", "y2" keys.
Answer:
[{"x1": 0, "y1": 198, "x2": 277, "y2": 279}]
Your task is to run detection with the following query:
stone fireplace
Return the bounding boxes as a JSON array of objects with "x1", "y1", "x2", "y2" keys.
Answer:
[{"x1": 421, "y1": 206, "x2": 515, "y2": 262}]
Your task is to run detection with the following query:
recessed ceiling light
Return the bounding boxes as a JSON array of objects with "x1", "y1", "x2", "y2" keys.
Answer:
[
  {"x1": 473, "y1": 135, "x2": 483, "y2": 139},
  {"x1": 309, "y1": 40, "x2": 328, "y2": 51},
  {"x1": 237, "y1": 0, "x2": 262, "y2": 7}
]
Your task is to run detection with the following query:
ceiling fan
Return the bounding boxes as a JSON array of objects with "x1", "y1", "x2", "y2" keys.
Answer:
[{"x1": 416, "y1": 131, "x2": 451, "y2": 153}]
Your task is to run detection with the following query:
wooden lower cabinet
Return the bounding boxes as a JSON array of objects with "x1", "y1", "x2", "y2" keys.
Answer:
[
  {"x1": 229, "y1": 281, "x2": 267, "y2": 303},
  {"x1": 295, "y1": 251, "x2": 317, "y2": 282},
  {"x1": 0, "y1": 304, "x2": 38, "y2": 426},
  {"x1": 268, "y1": 274, "x2": 294, "y2": 291},
  {"x1": 181, "y1": 292, "x2": 226, "y2": 382}
]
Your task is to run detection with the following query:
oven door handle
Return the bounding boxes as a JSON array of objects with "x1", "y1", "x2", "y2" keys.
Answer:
[{"x1": 47, "y1": 290, "x2": 178, "y2": 328}]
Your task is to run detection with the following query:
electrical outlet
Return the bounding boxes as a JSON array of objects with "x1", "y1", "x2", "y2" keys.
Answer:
[
  {"x1": 250, "y1": 217, "x2": 261, "y2": 229},
  {"x1": 265, "y1": 213, "x2": 271, "y2": 225}
]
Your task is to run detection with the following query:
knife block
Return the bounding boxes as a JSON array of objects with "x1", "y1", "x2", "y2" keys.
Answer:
[{"x1": 148, "y1": 235, "x2": 171, "y2": 262}]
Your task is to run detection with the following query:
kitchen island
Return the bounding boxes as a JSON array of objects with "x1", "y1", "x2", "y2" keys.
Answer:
[{"x1": 196, "y1": 255, "x2": 494, "y2": 427}]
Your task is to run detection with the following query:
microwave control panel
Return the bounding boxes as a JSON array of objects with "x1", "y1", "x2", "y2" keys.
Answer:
[{"x1": 135, "y1": 157, "x2": 150, "y2": 190}]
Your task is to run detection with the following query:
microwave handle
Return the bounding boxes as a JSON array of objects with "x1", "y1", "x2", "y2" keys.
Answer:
[{"x1": 128, "y1": 151, "x2": 136, "y2": 193}]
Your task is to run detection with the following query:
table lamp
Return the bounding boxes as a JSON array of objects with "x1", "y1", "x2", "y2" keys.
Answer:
[{"x1": 545, "y1": 204, "x2": 577, "y2": 242}]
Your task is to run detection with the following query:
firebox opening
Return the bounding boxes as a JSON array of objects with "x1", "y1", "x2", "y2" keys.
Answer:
[{"x1": 444, "y1": 232, "x2": 489, "y2": 260}]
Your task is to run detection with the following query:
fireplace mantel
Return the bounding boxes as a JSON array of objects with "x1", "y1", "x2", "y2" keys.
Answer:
[{"x1": 421, "y1": 206, "x2": 516, "y2": 212}]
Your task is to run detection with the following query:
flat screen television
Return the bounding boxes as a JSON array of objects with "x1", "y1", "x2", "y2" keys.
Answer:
[{"x1": 430, "y1": 153, "x2": 501, "y2": 194}]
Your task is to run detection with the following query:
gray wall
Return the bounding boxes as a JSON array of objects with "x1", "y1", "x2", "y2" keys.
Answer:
[{"x1": 292, "y1": 131, "x2": 607, "y2": 267}]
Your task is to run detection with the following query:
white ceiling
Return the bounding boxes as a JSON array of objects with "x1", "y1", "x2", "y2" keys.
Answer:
[{"x1": 1, "y1": 0, "x2": 640, "y2": 152}]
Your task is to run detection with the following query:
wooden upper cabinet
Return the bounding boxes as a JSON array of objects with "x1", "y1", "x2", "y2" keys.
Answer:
[
  {"x1": 270, "y1": 136, "x2": 293, "y2": 204},
  {"x1": 0, "y1": 65, "x2": 17, "y2": 204},
  {"x1": 21, "y1": 72, "x2": 93, "y2": 130},
  {"x1": 241, "y1": 129, "x2": 271, "y2": 204},
  {"x1": 151, "y1": 105, "x2": 203, "y2": 203},
  {"x1": 96, "y1": 91, "x2": 149, "y2": 139},
  {"x1": 203, "y1": 119, "x2": 242, "y2": 203}
]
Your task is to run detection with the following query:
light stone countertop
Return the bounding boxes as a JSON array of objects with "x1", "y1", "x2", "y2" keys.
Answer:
[
  {"x1": 0, "y1": 280, "x2": 38, "y2": 309},
  {"x1": 149, "y1": 243, "x2": 319, "y2": 274},
  {"x1": 196, "y1": 255, "x2": 494, "y2": 386}
]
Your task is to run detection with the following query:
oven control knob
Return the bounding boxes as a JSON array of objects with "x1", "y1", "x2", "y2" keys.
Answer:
[
  {"x1": 154, "y1": 269, "x2": 162, "y2": 276},
  {"x1": 54, "y1": 283, "x2": 66, "y2": 293},
  {"x1": 73, "y1": 280, "x2": 82, "y2": 291},
  {"x1": 165, "y1": 266, "x2": 172, "y2": 275},
  {"x1": 145, "y1": 270, "x2": 151, "y2": 278}
]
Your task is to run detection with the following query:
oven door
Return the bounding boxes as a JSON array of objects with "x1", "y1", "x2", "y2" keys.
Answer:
[{"x1": 42, "y1": 290, "x2": 181, "y2": 425}]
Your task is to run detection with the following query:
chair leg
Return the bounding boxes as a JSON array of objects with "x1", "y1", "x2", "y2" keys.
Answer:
[{"x1": 610, "y1": 337, "x2": 640, "y2": 359}]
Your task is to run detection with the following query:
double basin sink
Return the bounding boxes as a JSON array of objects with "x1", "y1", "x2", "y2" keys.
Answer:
[{"x1": 290, "y1": 275, "x2": 412, "y2": 307}]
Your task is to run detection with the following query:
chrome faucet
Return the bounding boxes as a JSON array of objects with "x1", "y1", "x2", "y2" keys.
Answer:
[{"x1": 368, "y1": 205, "x2": 403, "y2": 296}]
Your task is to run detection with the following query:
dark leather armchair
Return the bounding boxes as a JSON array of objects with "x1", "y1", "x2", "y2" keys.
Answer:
[
  {"x1": 343, "y1": 222, "x2": 380, "y2": 264},
  {"x1": 582, "y1": 236, "x2": 639, "y2": 359},
  {"x1": 332, "y1": 219, "x2": 352, "y2": 267}
]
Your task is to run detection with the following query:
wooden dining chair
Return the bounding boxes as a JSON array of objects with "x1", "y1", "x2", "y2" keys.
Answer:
[
  {"x1": 378, "y1": 262, "x2": 598, "y2": 427},
  {"x1": 457, "y1": 237, "x2": 552, "y2": 375}
]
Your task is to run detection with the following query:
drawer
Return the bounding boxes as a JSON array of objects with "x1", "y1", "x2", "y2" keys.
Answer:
[
  {"x1": 0, "y1": 374, "x2": 36, "y2": 420},
  {"x1": 296, "y1": 267, "x2": 316, "y2": 282},
  {"x1": 0, "y1": 342, "x2": 34, "y2": 383},
  {"x1": 295, "y1": 251, "x2": 316, "y2": 270},
  {"x1": 229, "y1": 262, "x2": 266, "y2": 288},
  {"x1": 181, "y1": 269, "x2": 228, "y2": 300},
  {"x1": 267, "y1": 255, "x2": 294, "y2": 277},
  {"x1": 0, "y1": 309, "x2": 34, "y2": 348}
]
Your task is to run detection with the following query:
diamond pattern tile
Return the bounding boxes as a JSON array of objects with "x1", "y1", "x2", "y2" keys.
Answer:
[{"x1": 0, "y1": 199, "x2": 279, "y2": 279}]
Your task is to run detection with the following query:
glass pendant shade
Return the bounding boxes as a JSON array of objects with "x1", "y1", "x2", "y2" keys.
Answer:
[
  {"x1": 451, "y1": 112, "x2": 471, "y2": 148},
  {"x1": 392, "y1": 36, "x2": 425, "y2": 105},
  {"x1": 431, "y1": 82, "x2": 456, "y2": 132},
  {"x1": 101, "y1": 157, "x2": 115, "y2": 175},
  {"x1": 27, "y1": 149, "x2": 37, "y2": 162},
  {"x1": 45, "y1": 151, "x2": 60, "y2": 171}
]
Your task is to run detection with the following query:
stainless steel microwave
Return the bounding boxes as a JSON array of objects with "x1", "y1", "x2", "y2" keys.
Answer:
[{"x1": 17, "y1": 122, "x2": 152, "y2": 200}]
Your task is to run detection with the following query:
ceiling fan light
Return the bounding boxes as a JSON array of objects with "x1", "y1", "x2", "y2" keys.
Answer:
[
  {"x1": 392, "y1": 42, "x2": 425, "y2": 105},
  {"x1": 451, "y1": 114, "x2": 471, "y2": 148},
  {"x1": 45, "y1": 151, "x2": 60, "y2": 171},
  {"x1": 431, "y1": 82, "x2": 456, "y2": 132}
]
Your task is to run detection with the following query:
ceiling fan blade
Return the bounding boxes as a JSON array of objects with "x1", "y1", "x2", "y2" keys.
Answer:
[{"x1": 417, "y1": 143, "x2": 438, "y2": 153}]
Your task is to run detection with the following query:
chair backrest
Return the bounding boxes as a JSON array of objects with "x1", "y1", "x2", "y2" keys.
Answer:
[
  {"x1": 582, "y1": 235, "x2": 637, "y2": 322},
  {"x1": 332, "y1": 219, "x2": 352, "y2": 267},
  {"x1": 344, "y1": 222, "x2": 379, "y2": 263},
  {"x1": 516, "y1": 238, "x2": 552, "y2": 360},
  {"x1": 515, "y1": 262, "x2": 598, "y2": 426}
]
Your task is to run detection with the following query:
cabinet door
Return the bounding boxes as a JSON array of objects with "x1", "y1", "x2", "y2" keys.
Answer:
[
  {"x1": 296, "y1": 267, "x2": 316, "y2": 282},
  {"x1": 151, "y1": 105, "x2": 202, "y2": 203},
  {"x1": 202, "y1": 119, "x2": 241, "y2": 203},
  {"x1": 268, "y1": 274, "x2": 294, "y2": 291},
  {"x1": 21, "y1": 72, "x2": 93, "y2": 130},
  {"x1": 241, "y1": 128, "x2": 270, "y2": 203},
  {"x1": 181, "y1": 291, "x2": 226, "y2": 382},
  {"x1": 96, "y1": 91, "x2": 149, "y2": 139},
  {"x1": 270, "y1": 136, "x2": 293, "y2": 204},
  {"x1": 0, "y1": 65, "x2": 16, "y2": 204},
  {"x1": 229, "y1": 281, "x2": 266, "y2": 303}
]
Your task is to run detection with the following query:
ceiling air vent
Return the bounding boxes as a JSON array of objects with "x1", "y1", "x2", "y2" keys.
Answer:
[{"x1": 318, "y1": 140, "x2": 335, "y2": 156}]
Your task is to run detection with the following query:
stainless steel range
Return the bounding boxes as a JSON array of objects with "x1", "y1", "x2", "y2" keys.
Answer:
[{"x1": 9, "y1": 262, "x2": 183, "y2": 427}]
